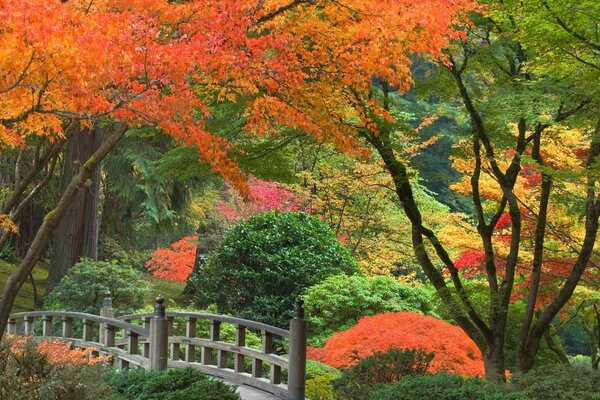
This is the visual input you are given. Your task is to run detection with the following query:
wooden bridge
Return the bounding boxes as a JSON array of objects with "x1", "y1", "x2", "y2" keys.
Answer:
[{"x1": 6, "y1": 293, "x2": 307, "y2": 400}]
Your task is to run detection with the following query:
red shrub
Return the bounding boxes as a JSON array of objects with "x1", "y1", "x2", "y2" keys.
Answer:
[{"x1": 307, "y1": 312, "x2": 484, "y2": 377}]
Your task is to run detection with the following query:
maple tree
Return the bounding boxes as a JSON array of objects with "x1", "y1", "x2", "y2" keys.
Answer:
[
  {"x1": 307, "y1": 312, "x2": 485, "y2": 377},
  {"x1": 217, "y1": 176, "x2": 303, "y2": 224},
  {"x1": 145, "y1": 236, "x2": 197, "y2": 283}
]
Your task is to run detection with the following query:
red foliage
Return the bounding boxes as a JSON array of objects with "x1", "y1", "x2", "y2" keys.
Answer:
[
  {"x1": 218, "y1": 176, "x2": 303, "y2": 223},
  {"x1": 494, "y1": 213, "x2": 512, "y2": 230},
  {"x1": 519, "y1": 165, "x2": 542, "y2": 188},
  {"x1": 145, "y1": 236, "x2": 196, "y2": 282},
  {"x1": 452, "y1": 249, "x2": 486, "y2": 277},
  {"x1": 307, "y1": 312, "x2": 484, "y2": 377}
]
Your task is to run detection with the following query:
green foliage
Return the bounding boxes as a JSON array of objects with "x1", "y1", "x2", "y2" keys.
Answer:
[
  {"x1": 334, "y1": 348, "x2": 434, "y2": 400},
  {"x1": 191, "y1": 211, "x2": 358, "y2": 327},
  {"x1": 568, "y1": 355, "x2": 592, "y2": 369},
  {"x1": 45, "y1": 259, "x2": 148, "y2": 315},
  {"x1": 0, "y1": 245, "x2": 17, "y2": 263},
  {"x1": 306, "y1": 360, "x2": 342, "y2": 381},
  {"x1": 510, "y1": 365, "x2": 600, "y2": 400},
  {"x1": 369, "y1": 374, "x2": 526, "y2": 400},
  {"x1": 304, "y1": 275, "x2": 434, "y2": 345},
  {"x1": 434, "y1": 282, "x2": 558, "y2": 369},
  {"x1": 306, "y1": 373, "x2": 345, "y2": 400},
  {"x1": 0, "y1": 337, "x2": 116, "y2": 400},
  {"x1": 105, "y1": 368, "x2": 240, "y2": 400}
]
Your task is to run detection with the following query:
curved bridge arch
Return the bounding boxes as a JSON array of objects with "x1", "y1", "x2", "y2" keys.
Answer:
[{"x1": 7, "y1": 297, "x2": 307, "y2": 400}]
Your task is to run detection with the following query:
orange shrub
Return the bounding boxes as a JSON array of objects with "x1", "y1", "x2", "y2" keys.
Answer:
[
  {"x1": 307, "y1": 312, "x2": 484, "y2": 377},
  {"x1": 9, "y1": 336, "x2": 109, "y2": 365},
  {"x1": 145, "y1": 236, "x2": 196, "y2": 282}
]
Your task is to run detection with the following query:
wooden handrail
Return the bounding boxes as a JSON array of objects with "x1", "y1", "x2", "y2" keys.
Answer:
[
  {"x1": 119, "y1": 312, "x2": 289, "y2": 338},
  {"x1": 9, "y1": 311, "x2": 148, "y2": 336}
]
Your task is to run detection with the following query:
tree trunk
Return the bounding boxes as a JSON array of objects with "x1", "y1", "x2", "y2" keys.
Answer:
[
  {"x1": 0, "y1": 123, "x2": 127, "y2": 341},
  {"x1": 47, "y1": 123, "x2": 102, "y2": 292},
  {"x1": 483, "y1": 338, "x2": 506, "y2": 384},
  {"x1": 545, "y1": 325, "x2": 570, "y2": 365}
]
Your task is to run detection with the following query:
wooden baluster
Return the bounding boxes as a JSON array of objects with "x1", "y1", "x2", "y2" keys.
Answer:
[
  {"x1": 185, "y1": 317, "x2": 196, "y2": 362},
  {"x1": 170, "y1": 342, "x2": 180, "y2": 361},
  {"x1": 263, "y1": 331, "x2": 281, "y2": 384},
  {"x1": 42, "y1": 315, "x2": 53, "y2": 337},
  {"x1": 83, "y1": 319, "x2": 93, "y2": 342},
  {"x1": 251, "y1": 357, "x2": 262, "y2": 378},
  {"x1": 270, "y1": 364, "x2": 282, "y2": 385},
  {"x1": 167, "y1": 316, "x2": 174, "y2": 336},
  {"x1": 105, "y1": 324, "x2": 116, "y2": 347},
  {"x1": 263, "y1": 330, "x2": 275, "y2": 382},
  {"x1": 234, "y1": 325, "x2": 246, "y2": 373},
  {"x1": 7, "y1": 318, "x2": 16, "y2": 335},
  {"x1": 24, "y1": 316, "x2": 34, "y2": 336},
  {"x1": 62, "y1": 317, "x2": 73, "y2": 338},
  {"x1": 142, "y1": 316, "x2": 151, "y2": 358},
  {"x1": 128, "y1": 331, "x2": 139, "y2": 355},
  {"x1": 202, "y1": 320, "x2": 220, "y2": 365}
]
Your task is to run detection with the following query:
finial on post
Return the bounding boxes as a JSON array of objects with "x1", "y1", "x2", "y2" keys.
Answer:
[
  {"x1": 294, "y1": 296, "x2": 304, "y2": 319},
  {"x1": 102, "y1": 290, "x2": 113, "y2": 309},
  {"x1": 154, "y1": 295, "x2": 166, "y2": 318}
]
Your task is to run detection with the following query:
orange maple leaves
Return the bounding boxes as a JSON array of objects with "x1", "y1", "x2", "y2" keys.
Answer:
[
  {"x1": 1, "y1": 0, "x2": 477, "y2": 193},
  {"x1": 8, "y1": 335, "x2": 109, "y2": 365},
  {"x1": 145, "y1": 236, "x2": 197, "y2": 283}
]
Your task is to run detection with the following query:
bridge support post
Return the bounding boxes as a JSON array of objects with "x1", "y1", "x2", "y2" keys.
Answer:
[
  {"x1": 149, "y1": 295, "x2": 168, "y2": 371},
  {"x1": 100, "y1": 290, "x2": 114, "y2": 345},
  {"x1": 288, "y1": 297, "x2": 307, "y2": 400}
]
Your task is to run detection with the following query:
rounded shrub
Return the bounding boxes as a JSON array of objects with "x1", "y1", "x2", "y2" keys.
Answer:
[
  {"x1": 307, "y1": 312, "x2": 485, "y2": 377},
  {"x1": 45, "y1": 259, "x2": 149, "y2": 315},
  {"x1": 509, "y1": 364, "x2": 600, "y2": 400},
  {"x1": 104, "y1": 368, "x2": 240, "y2": 400},
  {"x1": 191, "y1": 211, "x2": 358, "y2": 327},
  {"x1": 334, "y1": 348, "x2": 434, "y2": 400},
  {"x1": 369, "y1": 374, "x2": 527, "y2": 400},
  {"x1": 304, "y1": 275, "x2": 435, "y2": 345},
  {"x1": 0, "y1": 337, "x2": 116, "y2": 400}
]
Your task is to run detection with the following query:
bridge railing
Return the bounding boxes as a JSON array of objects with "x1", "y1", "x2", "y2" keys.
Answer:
[
  {"x1": 7, "y1": 294, "x2": 307, "y2": 400},
  {"x1": 6, "y1": 309, "x2": 150, "y2": 369}
]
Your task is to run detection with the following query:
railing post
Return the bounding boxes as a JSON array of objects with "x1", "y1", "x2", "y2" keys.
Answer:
[
  {"x1": 99, "y1": 290, "x2": 114, "y2": 344},
  {"x1": 7, "y1": 318, "x2": 16, "y2": 335},
  {"x1": 149, "y1": 295, "x2": 168, "y2": 371},
  {"x1": 288, "y1": 297, "x2": 307, "y2": 400}
]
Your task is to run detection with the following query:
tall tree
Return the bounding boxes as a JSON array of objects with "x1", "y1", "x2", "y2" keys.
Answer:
[{"x1": 47, "y1": 123, "x2": 101, "y2": 292}]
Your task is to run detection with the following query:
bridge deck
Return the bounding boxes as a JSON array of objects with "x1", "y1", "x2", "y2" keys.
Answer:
[{"x1": 236, "y1": 384, "x2": 280, "y2": 400}]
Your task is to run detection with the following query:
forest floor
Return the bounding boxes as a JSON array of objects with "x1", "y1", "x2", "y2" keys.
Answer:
[{"x1": 0, "y1": 259, "x2": 187, "y2": 313}]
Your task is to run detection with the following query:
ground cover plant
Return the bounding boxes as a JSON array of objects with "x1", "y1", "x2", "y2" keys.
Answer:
[{"x1": 105, "y1": 368, "x2": 241, "y2": 400}]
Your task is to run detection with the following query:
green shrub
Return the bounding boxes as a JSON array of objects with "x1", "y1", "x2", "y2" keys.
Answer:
[
  {"x1": 510, "y1": 364, "x2": 600, "y2": 400},
  {"x1": 370, "y1": 374, "x2": 527, "y2": 400},
  {"x1": 191, "y1": 212, "x2": 358, "y2": 327},
  {"x1": 307, "y1": 360, "x2": 342, "y2": 381},
  {"x1": 306, "y1": 373, "x2": 345, "y2": 400},
  {"x1": 0, "y1": 337, "x2": 117, "y2": 400},
  {"x1": 45, "y1": 258, "x2": 149, "y2": 315},
  {"x1": 0, "y1": 245, "x2": 17, "y2": 262},
  {"x1": 334, "y1": 348, "x2": 434, "y2": 400},
  {"x1": 105, "y1": 368, "x2": 240, "y2": 400},
  {"x1": 304, "y1": 275, "x2": 435, "y2": 345}
]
